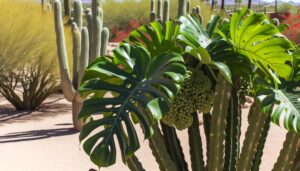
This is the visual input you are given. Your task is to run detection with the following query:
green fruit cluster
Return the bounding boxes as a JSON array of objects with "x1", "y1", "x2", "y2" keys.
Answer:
[
  {"x1": 236, "y1": 76, "x2": 253, "y2": 104},
  {"x1": 162, "y1": 68, "x2": 213, "y2": 130}
]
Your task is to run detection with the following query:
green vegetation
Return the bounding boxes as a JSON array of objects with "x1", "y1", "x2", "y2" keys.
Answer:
[
  {"x1": 0, "y1": 0, "x2": 59, "y2": 110},
  {"x1": 76, "y1": 4, "x2": 300, "y2": 171}
]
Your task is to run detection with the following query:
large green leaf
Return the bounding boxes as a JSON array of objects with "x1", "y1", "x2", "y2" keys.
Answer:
[
  {"x1": 178, "y1": 15, "x2": 233, "y2": 83},
  {"x1": 257, "y1": 89, "x2": 300, "y2": 134},
  {"x1": 229, "y1": 8, "x2": 295, "y2": 82},
  {"x1": 79, "y1": 44, "x2": 186, "y2": 167},
  {"x1": 272, "y1": 90, "x2": 300, "y2": 133},
  {"x1": 125, "y1": 20, "x2": 182, "y2": 58}
]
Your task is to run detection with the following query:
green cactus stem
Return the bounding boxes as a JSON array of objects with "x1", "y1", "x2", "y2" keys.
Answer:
[
  {"x1": 149, "y1": 123, "x2": 178, "y2": 171},
  {"x1": 73, "y1": 0, "x2": 83, "y2": 30},
  {"x1": 54, "y1": 0, "x2": 76, "y2": 102},
  {"x1": 188, "y1": 112, "x2": 205, "y2": 171},
  {"x1": 162, "y1": 0, "x2": 169, "y2": 24},
  {"x1": 292, "y1": 146, "x2": 300, "y2": 171},
  {"x1": 161, "y1": 122, "x2": 188, "y2": 171},
  {"x1": 157, "y1": 0, "x2": 163, "y2": 21},
  {"x1": 224, "y1": 88, "x2": 241, "y2": 171},
  {"x1": 151, "y1": 0, "x2": 155, "y2": 12},
  {"x1": 78, "y1": 27, "x2": 89, "y2": 86},
  {"x1": 186, "y1": 0, "x2": 190, "y2": 14},
  {"x1": 272, "y1": 132, "x2": 300, "y2": 171},
  {"x1": 91, "y1": 0, "x2": 102, "y2": 61},
  {"x1": 100, "y1": 27, "x2": 109, "y2": 56},
  {"x1": 126, "y1": 155, "x2": 146, "y2": 171},
  {"x1": 236, "y1": 103, "x2": 268, "y2": 171},
  {"x1": 71, "y1": 23, "x2": 81, "y2": 90},
  {"x1": 207, "y1": 74, "x2": 231, "y2": 171},
  {"x1": 203, "y1": 112, "x2": 211, "y2": 165},
  {"x1": 178, "y1": 0, "x2": 186, "y2": 18},
  {"x1": 251, "y1": 113, "x2": 271, "y2": 171}
]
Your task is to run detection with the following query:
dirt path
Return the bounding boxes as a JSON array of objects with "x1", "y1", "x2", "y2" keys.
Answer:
[{"x1": 0, "y1": 94, "x2": 287, "y2": 171}]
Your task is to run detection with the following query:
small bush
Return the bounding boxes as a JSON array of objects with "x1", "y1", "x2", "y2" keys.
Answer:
[{"x1": 0, "y1": 0, "x2": 61, "y2": 110}]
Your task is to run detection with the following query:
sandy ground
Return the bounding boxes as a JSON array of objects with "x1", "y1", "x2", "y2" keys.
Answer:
[{"x1": 0, "y1": 93, "x2": 288, "y2": 171}]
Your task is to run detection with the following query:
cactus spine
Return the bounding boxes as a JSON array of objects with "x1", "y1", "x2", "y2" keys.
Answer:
[{"x1": 54, "y1": 0, "x2": 109, "y2": 131}]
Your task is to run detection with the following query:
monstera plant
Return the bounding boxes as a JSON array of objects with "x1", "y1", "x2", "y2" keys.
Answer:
[{"x1": 78, "y1": 8, "x2": 300, "y2": 171}]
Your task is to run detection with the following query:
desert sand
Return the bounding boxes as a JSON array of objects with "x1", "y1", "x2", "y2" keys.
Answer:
[{"x1": 0, "y1": 93, "x2": 287, "y2": 171}]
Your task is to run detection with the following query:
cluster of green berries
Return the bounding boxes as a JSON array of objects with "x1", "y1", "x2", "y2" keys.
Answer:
[
  {"x1": 236, "y1": 76, "x2": 253, "y2": 104},
  {"x1": 162, "y1": 68, "x2": 213, "y2": 130}
]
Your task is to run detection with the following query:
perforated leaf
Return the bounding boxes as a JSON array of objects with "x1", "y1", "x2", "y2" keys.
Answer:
[{"x1": 79, "y1": 44, "x2": 186, "y2": 167}]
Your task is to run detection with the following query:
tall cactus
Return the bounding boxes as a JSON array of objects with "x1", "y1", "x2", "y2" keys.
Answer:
[
  {"x1": 54, "y1": 0, "x2": 109, "y2": 131},
  {"x1": 207, "y1": 74, "x2": 231, "y2": 171}
]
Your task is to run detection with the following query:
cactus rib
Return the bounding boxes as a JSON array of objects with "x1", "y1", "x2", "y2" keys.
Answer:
[
  {"x1": 207, "y1": 74, "x2": 231, "y2": 171},
  {"x1": 188, "y1": 112, "x2": 205, "y2": 171}
]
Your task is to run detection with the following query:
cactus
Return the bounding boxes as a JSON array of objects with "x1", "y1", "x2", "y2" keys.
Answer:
[
  {"x1": 157, "y1": 0, "x2": 162, "y2": 21},
  {"x1": 161, "y1": 123, "x2": 188, "y2": 171},
  {"x1": 224, "y1": 88, "x2": 241, "y2": 171},
  {"x1": 272, "y1": 132, "x2": 300, "y2": 171},
  {"x1": 162, "y1": 0, "x2": 170, "y2": 24},
  {"x1": 236, "y1": 103, "x2": 268, "y2": 171},
  {"x1": 178, "y1": 0, "x2": 186, "y2": 18},
  {"x1": 53, "y1": 0, "x2": 109, "y2": 131},
  {"x1": 188, "y1": 112, "x2": 205, "y2": 171},
  {"x1": 149, "y1": 123, "x2": 178, "y2": 171},
  {"x1": 207, "y1": 74, "x2": 231, "y2": 171}
]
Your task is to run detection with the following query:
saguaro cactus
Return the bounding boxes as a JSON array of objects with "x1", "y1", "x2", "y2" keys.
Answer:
[{"x1": 54, "y1": 0, "x2": 109, "y2": 131}]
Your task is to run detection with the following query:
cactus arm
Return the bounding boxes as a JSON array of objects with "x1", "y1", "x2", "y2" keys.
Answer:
[
  {"x1": 207, "y1": 74, "x2": 231, "y2": 171},
  {"x1": 157, "y1": 0, "x2": 162, "y2": 22},
  {"x1": 162, "y1": 0, "x2": 169, "y2": 24},
  {"x1": 126, "y1": 155, "x2": 146, "y2": 171},
  {"x1": 148, "y1": 123, "x2": 178, "y2": 171},
  {"x1": 100, "y1": 27, "x2": 109, "y2": 56},
  {"x1": 224, "y1": 88, "x2": 241, "y2": 171},
  {"x1": 177, "y1": 0, "x2": 186, "y2": 18},
  {"x1": 251, "y1": 113, "x2": 271, "y2": 171},
  {"x1": 150, "y1": 11, "x2": 156, "y2": 22},
  {"x1": 71, "y1": 23, "x2": 81, "y2": 90},
  {"x1": 90, "y1": 0, "x2": 102, "y2": 62},
  {"x1": 188, "y1": 112, "x2": 205, "y2": 171},
  {"x1": 85, "y1": 8, "x2": 93, "y2": 57},
  {"x1": 54, "y1": 0, "x2": 75, "y2": 102},
  {"x1": 236, "y1": 103, "x2": 267, "y2": 171},
  {"x1": 78, "y1": 27, "x2": 89, "y2": 88},
  {"x1": 186, "y1": 0, "x2": 190, "y2": 14},
  {"x1": 203, "y1": 112, "x2": 211, "y2": 167},
  {"x1": 272, "y1": 132, "x2": 300, "y2": 171},
  {"x1": 73, "y1": 0, "x2": 83, "y2": 31},
  {"x1": 161, "y1": 122, "x2": 188, "y2": 171},
  {"x1": 151, "y1": 0, "x2": 155, "y2": 12},
  {"x1": 292, "y1": 146, "x2": 300, "y2": 171}
]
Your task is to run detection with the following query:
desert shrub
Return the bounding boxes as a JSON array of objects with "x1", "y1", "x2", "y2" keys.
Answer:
[
  {"x1": 0, "y1": 0, "x2": 61, "y2": 110},
  {"x1": 0, "y1": 59, "x2": 59, "y2": 110}
]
